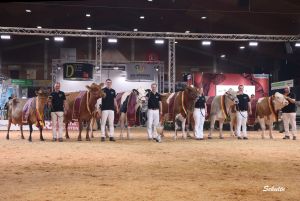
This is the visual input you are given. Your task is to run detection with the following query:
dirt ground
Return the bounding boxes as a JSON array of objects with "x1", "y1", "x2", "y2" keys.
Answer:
[{"x1": 0, "y1": 128, "x2": 299, "y2": 201}]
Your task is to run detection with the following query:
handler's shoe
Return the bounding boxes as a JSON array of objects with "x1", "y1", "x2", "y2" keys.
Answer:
[
  {"x1": 109, "y1": 137, "x2": 116, "y2": 142},
  {"x1": 243, "y1": 137, "x2": 248, "y2": 140},
  {"x1": 196, "y1": 138, "x2": 204, "y2": 140},
  {"x1": 237, "y1": 137, "x2": 242, "y2": 140},
  {"x1": 293, "y1": 136, "x2": 296, "y2": 140},
  {"x1": 58, "y1": 138, "x2": 63, "y2": 142},
  {"x1": 101, "y1": 137, "x2": 105, "y2": 142},
  {"x1": 282, "y1": 135, "x2": 290, "y2": 140},
  {"x1": 52, "y1": 138, "x2": 57, "y2": 142}
]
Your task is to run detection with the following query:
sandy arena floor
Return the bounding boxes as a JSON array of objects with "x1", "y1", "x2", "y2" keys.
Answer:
[{"x1": 0, "y1": 128, "x2": 299, "y2": 201}]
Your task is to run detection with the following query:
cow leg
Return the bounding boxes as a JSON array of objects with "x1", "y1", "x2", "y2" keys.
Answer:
[
  {"x1": 183, "y1": 119, "x2": 187, "y2": 140},
  {"x1": 86, "y1": 120, "x2": 91, "y2": 141},
  {"x1": 209, "y1": 115, "x2": 216, "y2": 139},
  {"x1": 39, "y1": 127, "x2": 44, "y2": 141},
  {"x1": 119, "y1": 113, "x2": 125, "y2": 140},
  {"x1": 6, "y1": 119, "x2": 11, "y2": 140},
  {"x1": 90, "y1": 118, "x2": 94, "y2": 138},
  {"x1": 174, "y1": 120, "x2": 178, "y2": 140},
  {"x1": 219, "y1": 119, "x2": 224, "y2": 139},
  {"x1": 28, "y1": 124, "x2": 33, "y2": 142},
  {"x1": 65, "y1": 122, "x2": 70, "y2": 139},
  {"x1": 258, "y1": 118, "x2": 265, "y2": 139},
  {"x1": 269, "y1": 121, "x2": 274, "y2": 139},
  {"x1": 230, "y1": 119, "x2": 235, "y2": 137},
  {"x1": 78, "y1": 121, "x2": 83, "y2": 141},
  {"x1": 20, "y1": 126, "x2": 25, "y2": 139}
]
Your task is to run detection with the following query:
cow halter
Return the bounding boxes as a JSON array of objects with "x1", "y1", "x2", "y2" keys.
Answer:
[
  {"x1": 86, "y1": 91, "x2": 92, "y2": 115},
  {"x1": 268, "y1": 96, "x2": 278, "y2": 121},
  {"x1": 221, "y1": 95, "x2": 229, "y2": 119},
  {"x1": 35, "y1": 97, "x2": 44, "y2": 128},
  {"x1": 181, "y1": 91, "x2": 187, "y2": 116}
]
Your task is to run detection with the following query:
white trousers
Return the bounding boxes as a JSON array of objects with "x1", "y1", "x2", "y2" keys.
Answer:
[
  {"x1": 51, "y1": 112, "x2": 64, "y2": 139},
  {"x1": 101, "y1": 110, "x2": 114, "y2": 137},
  {"x1": 282, "y1": 113, "x2": 297, "y2": 137},
  {"x1": 236, "y1": 111, "x2": 248, "y2": 137},
  {"x1": 193, "y1": 108, "x2": 205, "y2": 138},
  {"x1": 147, "y1": 109, "x2": 159, "y2": 139}
]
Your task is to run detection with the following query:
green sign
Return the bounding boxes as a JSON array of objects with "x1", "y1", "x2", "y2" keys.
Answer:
[
  {"x1": 11, "y1": 79, "x2": 33, "y2": 86},
  {"x1": 271, "y1": 79, "x2": 293, "y2": 90}
]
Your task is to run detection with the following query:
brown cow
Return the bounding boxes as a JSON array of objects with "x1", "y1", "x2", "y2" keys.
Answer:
[
  {"x1": 256, "y1": 92, "x2": 289, "y2": 139},
  {"x1": 64, "y1": 83, "x2": 105, "y2": 141},
  {"x1": 6, "y1": 89, "x2": 50, "y2": 142},
  {"x1": 161, "y1": 86, "x2": 200, "y2": 139}
]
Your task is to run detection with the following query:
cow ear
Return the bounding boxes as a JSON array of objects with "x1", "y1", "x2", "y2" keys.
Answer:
[
  {"x1": 132, "y1": 89, "x2": 139, "y2": 95},
  {"x1": 99, "y1": 83, "x2": 104, "y2": 88},
  {"x1": 86, "y1": 85, "x2": 91, "y2": 90}
]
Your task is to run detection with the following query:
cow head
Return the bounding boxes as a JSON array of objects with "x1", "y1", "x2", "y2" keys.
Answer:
[
  {"x1": 86, "y1": 83, "x2": 106, "y2": 99},
  {"x1": 184, "y1": 85, "x2": 201, "y2": 100},
  {"x1": 35, "y1": 88, "x2": 51, "y2": 116},
  {"x1": 132, "y1": 88, "x2": 149, "y2": 109},
  {"x1": 272, "y1": 92, "x2": 289, "y2": 110},
  {"x1": 225, "y1": 88, "x2": 239, "y2": 104}
]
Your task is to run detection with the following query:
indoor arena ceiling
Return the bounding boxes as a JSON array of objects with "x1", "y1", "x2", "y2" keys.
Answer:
[{"x1": 0, "y1": 0, "x2": 300, "y2": 34}]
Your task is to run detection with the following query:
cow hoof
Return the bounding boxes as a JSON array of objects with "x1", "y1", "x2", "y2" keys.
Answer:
[
  {"x1": 86, "y1": 138, "x2": 91, "y2": 141},
  {"x1": 208, "y1": 136, "x2": 212, "y2": 139},
  {"x1": 28, "y1": 139, "x2": 32, "y2": 142},
  {"x1": 21, "y1": 136, "x2": 25, "y2": 140},
  {"x1": 219, "y1": 136, "x2": 224, "y2": 139},
  {"x1": 77, "y1": 138, "x2": 82, "y2": 141},
  {"x1": 65, "y1": 136, "x2": 70, "y2": 139},
  {"x1": 6, "y1": 135, "x2": 9, "y2": 140},
  {"x1": 40, "y1": 138, "x2": 45, "y2": 141}
]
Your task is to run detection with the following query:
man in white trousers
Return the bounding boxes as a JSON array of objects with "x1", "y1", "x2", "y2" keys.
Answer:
[
  {"x1": 282, "y1": 86, "x2": 297, "y2": 140},
  {"x1": 236, "y1": 85, "x2": 251, "y2": 140},
  {"x1": 49, "y1": 82, "x2": 67, "y2": 142},
  {"x1": 100, "y1": 79, "x2": 119, "y2": 142},
  {"x1": 146, "y1": 83, "x2": 162, "y2": 142},
  {"x1": 193, "y1": 87, "x2": 207, "y2": 140}
]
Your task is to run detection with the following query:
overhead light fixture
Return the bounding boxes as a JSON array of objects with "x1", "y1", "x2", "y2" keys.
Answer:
[
  {"x1": 148, "y1": 0, "x2": 153, "y2": 2},
  {"x1": 37, "y1": 26, "x2": 42, "y2": 29},
  {"x1": 113, "y1": 67, "x2": 119, "y2": 70},
  {"x1": 25, "y1": 9, "x2": 31, "y2": 13},
  {"x1": 54, "y1": 37, "x2": 64, "y2": 42},
  {"x1": 202, "y1": 41, "x2": 211, "y2": 46},
  {"x1": 140, "y1": 16, "x2": 145, "y2": 19},
  {"x1": 249, "y1": 42, "x2": 258, "y2": 46},
  {"x1": 175, "y1": 41, "x2": 178, "y2": 44},
  {"x1": 155, "y1": 39, "x2": 164, "y2": 44},
  {"x1": 45, "y1": 38, "x2": 49, "y2": 41},
  {"x1": 240, "y1": 46, "x2": 245, "y2": 49},
  {"x1": 1, "y1": 35, "x2": 11, "y2": 40},
  {"x1": 295, "y1": 43, "x2": 300, "y2": 47},
  {"x1": 108, "y1": 38, "x2": 118, "y2": 43},
  {"x1": 201, "y1": 16, "x2": 207, "y2": 19},
  {"x1": 86, "y1": 13, "x2": 91, "y2": 17},
  {"x1": 133, "y1": 28, "x2": 138, "y2": 32},
  {"x1": 87, "y1": 27, "x2": 92, "y2": 30},
  {"x1": 185, "y1": 30, "x2": 190, "y2": 33},
  {"x1": 220, "y1": 54, "x2": 226, "y2": 58}
]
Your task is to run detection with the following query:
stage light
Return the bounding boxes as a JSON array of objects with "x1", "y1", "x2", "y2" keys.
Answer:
[
  {"x1": 108, "y1": 38, "x2": 118, "y2": 43},
  {"x1": 155, "y1": 39, "x2": 164, "y2": 44},
  {"x1": 202, "y1": 41, "x2": 211, "y2": 46},
  {"x1": 54, "y1": 37, "x2": 64, "y2": 42},
  {"x1": 249, "y1": 42, "x2": 258, "y2": 46},
  {"x1": 1, "y1": 35, "x2": 11, "y2": 40}
]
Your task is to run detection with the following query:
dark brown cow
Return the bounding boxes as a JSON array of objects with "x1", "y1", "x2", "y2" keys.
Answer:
[
  {"x1": 161, "y1": 86, "x2": 200, "y2": 139},
  {"x1": 64, "y1": 83, "x2": 105, "y2": 141},
  {"x1": 6, "y1": 89, "x2": 50, "y2": 142}
]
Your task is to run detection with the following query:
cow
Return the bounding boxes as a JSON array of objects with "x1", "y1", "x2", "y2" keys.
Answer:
[
  {"x1": 116, "y1": 88, "x2": 149, "y2": 139},
  {"x1": 256, "y1": 92, "x2": 289, "y2": 139},
  {"x1": 64, "y1": 83, "x2": 106, "y2": 141},
  {"x1": 6, "y1": 89, "x2": 50, "y2": 142},
  {"x1": 208, "y1": 89, "x2": 239, "y2": 139},
  {"x1": 161, "y1": 85, "x2": 200, "y2": 140}
]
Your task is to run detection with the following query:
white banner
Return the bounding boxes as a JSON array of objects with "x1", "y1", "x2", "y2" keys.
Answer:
[
  {"x1": 271, "y1": 80, "x2": 294, "y2": 90},
  {"x1": 216, "y1": 85, "x2": 255, "y2": 97}
]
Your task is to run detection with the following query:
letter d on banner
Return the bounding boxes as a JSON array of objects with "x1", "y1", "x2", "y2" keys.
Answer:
[{"x1": 66, "y1": 65, "x2": 74, "y2": 78}]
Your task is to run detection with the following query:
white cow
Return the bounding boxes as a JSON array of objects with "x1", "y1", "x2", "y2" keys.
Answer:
[{"x1": 209, "y1": 89, "x2": 239, "y2": 139}]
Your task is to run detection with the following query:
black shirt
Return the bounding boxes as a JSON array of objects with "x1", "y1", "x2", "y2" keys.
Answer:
[
  {"x1": 195, "y1": 95, "x2": 206, "y2": 109},
  {"x1": 282, "y1": 92, "x2": 296, "y2": 113},
  {"x1": 147, "y1": 91, "x2": 161, "y2": 109},
  {"x1": 101, "y1": 87, "x2": 116, "y2": 111},
  {"x1": 50, "y1": 91, "x2": 66, "y2": 112},
  {"x1": 237, "y1": 94, "x2": 250, "y2": 111}
]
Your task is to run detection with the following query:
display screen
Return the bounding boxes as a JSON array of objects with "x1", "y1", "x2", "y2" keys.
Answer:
[{"x1": 63, "y1": 63, "x2": 93, "y2": 81}]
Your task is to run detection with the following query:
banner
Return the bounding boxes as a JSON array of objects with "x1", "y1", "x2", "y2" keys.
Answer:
[
  {"x1": 63, "y1": 63, "x2": 94, "y2": 81},
  {"x1": 126, "y1": 62, "x2": 156, "y2": 81},
  {"x1": 193, "y1": 73, "x2": 269, "y2": 98}
]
